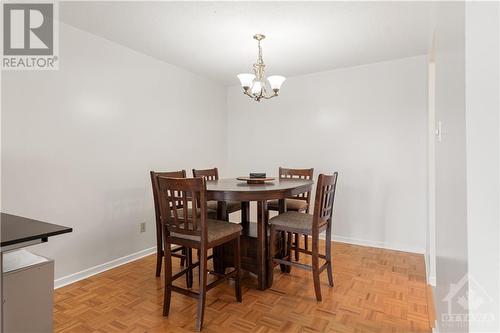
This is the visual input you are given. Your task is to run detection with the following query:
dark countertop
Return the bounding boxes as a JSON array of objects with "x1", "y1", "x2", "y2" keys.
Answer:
[{"x1": 1, "y1": 213, "x2": 72, "y2": 249}]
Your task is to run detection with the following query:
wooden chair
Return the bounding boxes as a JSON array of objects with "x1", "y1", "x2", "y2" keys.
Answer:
[
  {"x1": 192, "y1": 168, "x2": 241, "y2": 220},
  {"x1": 268, "y1": 167, "x2": 314, "y2": 260},
  {"x1": 158, "y1": 176, "x2": 242, "y2": 331},
  {"x1": 268, "y1": 173, "x2": 338, "y2": 302},
  {"x1": 151, "y1": 170, "x2": 188, "y2": 277},
  {"x1": 151, "y1": 170, "x2": 218, "y2": 277}
]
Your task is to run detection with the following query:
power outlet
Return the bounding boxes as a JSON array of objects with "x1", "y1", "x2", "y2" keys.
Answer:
[{"x1": 140, "y1": 222, "x2": 146, "y2": 233}]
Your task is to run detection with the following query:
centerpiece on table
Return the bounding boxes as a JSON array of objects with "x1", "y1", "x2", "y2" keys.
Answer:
[{"x1": 236, "y1": 173, "x2": 275, "y2": 184}]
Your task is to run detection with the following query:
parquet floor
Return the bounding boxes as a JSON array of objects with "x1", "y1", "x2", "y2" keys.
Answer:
[{"x1": 54, "y1": 241, "x2": 433, "y2": 333}]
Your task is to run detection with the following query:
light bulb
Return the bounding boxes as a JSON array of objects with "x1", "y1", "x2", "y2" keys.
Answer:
[
  {"x1": 251, "y1": 81, "x2": 262, "y2": 95},
  {"x1": 237, "y1": 73, "x2": 256, "y2": 89},
  {"x1": 267, "y1": 75, "x2": 286, "y2": 91}
]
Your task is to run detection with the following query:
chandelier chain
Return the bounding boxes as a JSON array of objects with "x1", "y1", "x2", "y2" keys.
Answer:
[
  {"x1": 258, "y1": 39, "x2": 263, "y2": 65},
  {"x1": 253, "y1": 38, "x2": 265, "y2": 81}
]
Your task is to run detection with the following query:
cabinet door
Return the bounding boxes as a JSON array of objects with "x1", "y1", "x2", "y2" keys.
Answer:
[{"x1": 3, "y1": 261, "x2": 54, "y2": 333}]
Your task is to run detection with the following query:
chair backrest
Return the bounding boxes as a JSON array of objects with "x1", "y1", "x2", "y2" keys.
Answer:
[
  {"x1": 279, "y1": 167, "x2": 314, "y2": 209},
  {"x1": 157, "y1": 176, "x2": 208, "y2": 242},
  {"x1": 312, "y1": 173, "x2": 339, "y2": 232},
  {"x1": 192, "y1": 167, "x2": 219, "y2": 180},
  {"x1": 151, "y1": 170, "x2": 186, "y2": 226}
]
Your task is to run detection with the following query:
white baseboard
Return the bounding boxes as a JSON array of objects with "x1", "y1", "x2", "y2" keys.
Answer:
[
  {"x1": 54, "y1": 246, "x2": 156, "y2": 289},
  {"x1": 325, "y1": 234, "x2": 425, "y2": 254},
  {"x1": 423, "y1": 247, "x2": 437, "y2": 286},
  {"x1": 428, "y1": 275, "x2": 436, "y2": 286},
  {"x1": 54, "y1": 235, "x2": 424, "y2": 289}
]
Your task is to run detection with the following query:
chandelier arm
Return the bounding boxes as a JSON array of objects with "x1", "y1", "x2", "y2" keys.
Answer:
[
  {"x1": 243, "y1": 90, "x2": 254, "y2": 99},
  {"x1": 261, "y1": 92, "x2": 278, "y2": 100}
]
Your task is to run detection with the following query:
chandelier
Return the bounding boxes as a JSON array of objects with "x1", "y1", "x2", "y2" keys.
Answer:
[{"x1": 237, "y1": 34, "x2": 286, "y2": 102}]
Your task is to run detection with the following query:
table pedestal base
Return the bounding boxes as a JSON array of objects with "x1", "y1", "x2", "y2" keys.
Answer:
[
  {"x1": 212, "y1": 198, "x2": 296, "y2": 290},
  {"x1": 214, "y1": 222, "x2": 289, "y2": 289}
]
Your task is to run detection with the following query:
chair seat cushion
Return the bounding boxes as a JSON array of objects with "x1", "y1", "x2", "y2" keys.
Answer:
[
  {"x1": 206, "y1": 200, "x2": 241, "y2": 214},
  {"x1": 269, "y1": 211, "x2": 327, "y2": 234},
  {"x1": 175, "y1": 207, "x2": 217, "y2": 220},
  {"x1": 170, "y1": 219, "x2": 242, "y2": 243},
  {"x1": 268, "y1": 198, "x2": 308, "y2": 212}
]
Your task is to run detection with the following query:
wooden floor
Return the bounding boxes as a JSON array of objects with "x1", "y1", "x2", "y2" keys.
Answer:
[{"x1": 54, "y1": 241, "x2": 433, "y2": 333}]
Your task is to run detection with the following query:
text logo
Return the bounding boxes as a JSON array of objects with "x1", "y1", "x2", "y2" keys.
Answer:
[{"x1": 2, "y1": 2, "x2": 58, "y2": 70}]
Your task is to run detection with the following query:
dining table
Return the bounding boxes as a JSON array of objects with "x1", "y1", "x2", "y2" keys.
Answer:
[{"x1": 205, "y1": 178, "x2": 313, "y2": 290}]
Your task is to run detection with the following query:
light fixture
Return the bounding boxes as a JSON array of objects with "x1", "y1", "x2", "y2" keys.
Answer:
[{"x1": 237, "y1": 34, "x2": 286, "y2": 102}]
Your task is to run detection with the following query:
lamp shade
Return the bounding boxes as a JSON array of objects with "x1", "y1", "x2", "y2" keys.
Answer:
[
  {"x1": 267, "y1": 75, "x2": 286, "y2": 91},
  {"x1": 237, "y1": 73, "x2": 256, "y2": 89},
  {"x1": 251, "y1": 81, "x2": 262, "y2": 95}
]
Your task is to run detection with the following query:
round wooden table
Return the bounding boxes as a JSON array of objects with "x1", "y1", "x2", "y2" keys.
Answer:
[{"x1": 206, "y1": 178, "x2": 313, "y2": 290}]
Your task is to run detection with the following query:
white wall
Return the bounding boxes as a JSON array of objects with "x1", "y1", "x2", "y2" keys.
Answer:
[
  {"x1": 465, "y1": 2, "x2": 499, "y2": 332},
  {"x1": 227, "y1": 56, "x2": 428, "y2": 253},
  {"x1": 432, "y1": 3, "x2": 469, "y2": 332},
  {"x1": 1, "y1": 23, "x2": 227, "y2": 280},
  {"x1": 426, "y1": 59, "x2": 437, "y2": 286},
  {"x1": 431, "y1": 3, "x2": 500, "y2": 331}
]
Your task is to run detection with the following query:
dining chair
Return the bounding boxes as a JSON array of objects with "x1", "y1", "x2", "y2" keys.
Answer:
[
  {"x1": 268, "y1": 172, "x2": 338, "y2": 302},
  {"x1": 268, "y1": 167, "x2": 314, "y2": 260},
  {"x1": 192, "y1": 167, "x2": 241, "y2": 220},
  {"x1": 151, "y1": 170, "x2": 217, "y2": 277},
  {"x1": 151, "y1": 170, "x2": 188, "y2": 277},
  {"x1": 158, "y1": 176, "x2": 242, "y2": 331}
]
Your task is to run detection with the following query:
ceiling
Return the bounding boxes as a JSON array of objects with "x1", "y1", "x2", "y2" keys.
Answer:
[{"x1": 60, "y1": 2, "x2": 432, "y2": 86}]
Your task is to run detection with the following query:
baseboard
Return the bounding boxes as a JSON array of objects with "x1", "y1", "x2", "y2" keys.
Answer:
[
  {"x1": 54, "y1": 235, "x2": 424, "y2": 289},
  {"x1": 54, "y1": 246, "x2": 156, "y2": 289},
  {"x1": 324, "y1": 234, "x2": 425, "y2": 254},
  {"x1": 423, "y1": 250, "x2": 437, "y2": 286}
]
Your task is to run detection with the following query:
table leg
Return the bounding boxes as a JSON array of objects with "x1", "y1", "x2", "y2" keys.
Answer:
[
  {"x1": 213, "y1": 201, "x2": 228, "y2": 274},
  {"x1": 277, "y1": 199, "x2": 292, "y2": 273},
  {"x1": 217, "y1": 201, "x2": 228, "y2": 221},
  {"x1": 278, "y1": 198, "x2": 286, "y2": 214},
  {"x1": 240, "y1": 201, "x2": 250, "y2": 233},
  {"x1": 257, "y1": 200, "x2": 268, "y2": 290}
]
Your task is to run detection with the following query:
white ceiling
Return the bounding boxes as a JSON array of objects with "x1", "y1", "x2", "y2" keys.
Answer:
[{"x1": 60, "y1": 1, "x2": 432, "y2": 86}]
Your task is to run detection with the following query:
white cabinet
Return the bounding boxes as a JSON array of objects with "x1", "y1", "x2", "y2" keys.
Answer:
[{"x1": 3, "y1": 250, "x2": 54, "y2": 333}]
